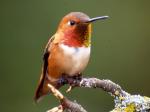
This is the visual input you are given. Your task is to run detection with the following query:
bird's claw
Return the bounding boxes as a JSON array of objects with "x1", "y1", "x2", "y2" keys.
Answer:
[{"x1": 58, "y1": 77, "x2": 67, "y2": 86}]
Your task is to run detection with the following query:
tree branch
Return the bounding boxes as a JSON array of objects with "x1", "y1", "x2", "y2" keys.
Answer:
[
  {"x1": 47, "y1": 84, "x2": 87, "y2": 112},
  {"x1": 46, "y1": 77, "x2": 150, "y2": 112}
]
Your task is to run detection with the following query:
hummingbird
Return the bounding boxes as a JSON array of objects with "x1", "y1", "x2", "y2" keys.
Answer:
[{"x1": 34, "y1": 12, "x2": 108, "y2": 102}]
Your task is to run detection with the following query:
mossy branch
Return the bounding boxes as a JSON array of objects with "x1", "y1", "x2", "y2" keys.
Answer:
[{"x1": 46, "y1": 77, "x2": 150, "y2": 112}]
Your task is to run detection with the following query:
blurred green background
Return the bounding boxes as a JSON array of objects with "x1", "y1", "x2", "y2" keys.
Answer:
[{"x1": 0, "y1": 0, "x2": 150, "y2": 112}]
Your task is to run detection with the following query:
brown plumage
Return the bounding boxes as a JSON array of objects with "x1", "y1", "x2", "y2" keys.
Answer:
[{"x1": 34, "y1": 12, "x2": 108, "y2": 102}]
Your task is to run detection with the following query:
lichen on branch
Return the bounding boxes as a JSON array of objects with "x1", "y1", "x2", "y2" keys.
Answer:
[{"x1": 46, "y1": 77, "x2": 150, "y2": 112}]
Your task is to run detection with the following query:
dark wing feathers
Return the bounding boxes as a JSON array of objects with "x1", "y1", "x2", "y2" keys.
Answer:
[{"x1": 34, "y1": 36, "x2": 55, "y2": 102}]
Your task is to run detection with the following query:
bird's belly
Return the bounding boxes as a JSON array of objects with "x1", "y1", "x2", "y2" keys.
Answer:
[{"x1": 60, "y1": 44, "x2": 91, "y2": 76}]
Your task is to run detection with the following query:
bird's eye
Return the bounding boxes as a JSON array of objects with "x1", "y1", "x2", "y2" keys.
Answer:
[{"x1": 68, "y1": 20, "x2": 76, "y2": 26}]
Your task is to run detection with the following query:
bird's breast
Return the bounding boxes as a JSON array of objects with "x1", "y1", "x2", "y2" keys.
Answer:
[{"x1": 59, "y1": 44, "x2": 91, "y2": 76}]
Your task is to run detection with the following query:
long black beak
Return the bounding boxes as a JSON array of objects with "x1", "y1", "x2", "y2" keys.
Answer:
[{"x1": 86, "y1": 16, "x2": 109, "y2": 23}]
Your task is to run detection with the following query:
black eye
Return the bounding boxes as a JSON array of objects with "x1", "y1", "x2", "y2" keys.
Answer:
[{"x1": 68, "y1": 20, "x2": 76, "y2": 26}]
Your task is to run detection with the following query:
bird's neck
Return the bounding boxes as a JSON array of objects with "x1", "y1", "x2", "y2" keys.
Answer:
[
  {"x1": 62, "y1": 32, "x2": 91, "y2": 47},
  {"x1": 55, "y1": 26, "x2": 91, "y2": 47}
]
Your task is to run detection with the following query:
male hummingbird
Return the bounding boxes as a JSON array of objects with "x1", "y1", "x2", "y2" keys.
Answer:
[{"x1": 34, "y1": 12, "x2": 108, "y2": 102}]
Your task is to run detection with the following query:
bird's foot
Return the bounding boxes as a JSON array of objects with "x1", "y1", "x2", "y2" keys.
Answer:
[
  {"x1": 57, "y1": 77, "x2": 67, "y2": 86},
  {"x1": 57, "y1": 74, "x2": 82, "y2": 92},
  {"x1": 65, "y1": 74, "x2": 82, "y2": 93}
]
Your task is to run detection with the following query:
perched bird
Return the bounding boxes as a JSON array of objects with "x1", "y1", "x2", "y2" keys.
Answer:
[{"x1": 34, "y1": 12, "x2": 108, "y2": 102}]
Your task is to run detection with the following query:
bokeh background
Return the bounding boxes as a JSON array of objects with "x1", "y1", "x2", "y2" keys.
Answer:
[{"x1": 0, "y1": 0, "x2": 150, "y2": 112}]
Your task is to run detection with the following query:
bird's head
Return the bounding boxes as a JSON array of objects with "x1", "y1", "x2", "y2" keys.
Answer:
[{"x1": 56, "y1": 12, "x2": 108, "y2": 47}]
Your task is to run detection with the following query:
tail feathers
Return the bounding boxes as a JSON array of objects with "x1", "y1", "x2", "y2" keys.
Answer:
[
  {"x1": 34, "y1": 76, "x2": 60, "y2": 103},
  {"x1": 34, "y1": 80, "x2": 50, "y2": 103},
  {"x1": 34, "y1": 88, "x2": 44, "y2": 103}
]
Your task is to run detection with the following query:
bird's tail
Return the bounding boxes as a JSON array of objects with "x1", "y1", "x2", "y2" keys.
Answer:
[{"x1": 34, "y1": 77, "x2": 50, "y2": 103}]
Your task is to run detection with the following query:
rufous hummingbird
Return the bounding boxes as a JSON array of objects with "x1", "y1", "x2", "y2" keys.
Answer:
[{"x1": 34, "y1": 12, "x2": 108, "y2": 102}]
